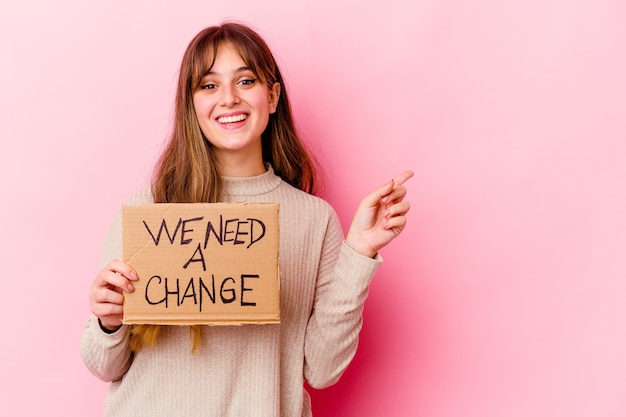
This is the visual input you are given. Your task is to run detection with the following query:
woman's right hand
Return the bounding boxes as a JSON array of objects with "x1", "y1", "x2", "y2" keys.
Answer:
[{"x1": 89, "y1": 260, "x2": 138, "y2": 332}]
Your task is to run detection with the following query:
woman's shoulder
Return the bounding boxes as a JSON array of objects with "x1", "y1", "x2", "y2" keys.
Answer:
[
  {"x1": 277, "y1": 181, "x2": 336, "y2": 217},
  {"x1": 124, "y1": 185, "x2": 155, "y2": 205}
]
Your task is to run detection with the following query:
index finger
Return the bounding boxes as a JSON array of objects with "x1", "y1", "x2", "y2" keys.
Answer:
[
  {"x1": 107, "y1": 259, "x2": 138, "y2": 281},
  {"x1": 393, "y1": 170, "x2": 415, "y2": 186}
]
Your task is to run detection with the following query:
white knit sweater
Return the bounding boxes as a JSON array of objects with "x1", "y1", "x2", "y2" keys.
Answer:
[{"x1": 80, "y1": 166, "x2": 381, "y2": 417}]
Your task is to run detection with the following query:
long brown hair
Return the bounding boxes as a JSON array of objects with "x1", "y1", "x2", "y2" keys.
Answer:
[{"x1": 130, "y1": 23, "x2": 318, "y2": 352}]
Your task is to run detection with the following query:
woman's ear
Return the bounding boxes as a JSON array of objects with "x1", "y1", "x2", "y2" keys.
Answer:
[{"x1": 269, "y1": 82, "x2": 281, "y2": 114}]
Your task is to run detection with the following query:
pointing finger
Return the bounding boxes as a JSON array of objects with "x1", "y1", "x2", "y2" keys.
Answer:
[{"x1": 393, "y1": 170, "x2": 414, "y2": 186}]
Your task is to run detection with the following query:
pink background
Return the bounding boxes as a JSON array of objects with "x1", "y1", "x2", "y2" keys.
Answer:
[{"x1": 1, "y1": 1, "x2": 625, "y2": 416}]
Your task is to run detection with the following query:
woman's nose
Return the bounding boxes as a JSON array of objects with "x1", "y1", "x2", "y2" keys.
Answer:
[{"x1": 220, "y1": 84, "x2": 240, "y2": 107}]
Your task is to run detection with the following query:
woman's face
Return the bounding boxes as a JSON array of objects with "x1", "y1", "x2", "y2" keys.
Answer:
[{"x1": 193, "y1": 42, "x2": 280, "y2": 167}]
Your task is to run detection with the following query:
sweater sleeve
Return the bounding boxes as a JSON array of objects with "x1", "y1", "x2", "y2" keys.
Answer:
[
  {"x1": 303, "y1": 209, "x2": 381, "y2": 388},
  {"x1": 80, "y1": 316, "x2": 133, "y2": 382},
  {"x1": 80, "y1": 187, "x2": 152, "y2": 382}
]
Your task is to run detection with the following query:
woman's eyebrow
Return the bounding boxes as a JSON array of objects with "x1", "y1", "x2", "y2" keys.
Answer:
[{"x1": 203, "y1": 66, "x2": 251, "y2": 77}]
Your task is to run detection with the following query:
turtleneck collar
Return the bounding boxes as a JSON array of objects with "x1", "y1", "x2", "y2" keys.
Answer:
[{"x1": 222, "y1": 164, "x2": 282, "y2": 197}]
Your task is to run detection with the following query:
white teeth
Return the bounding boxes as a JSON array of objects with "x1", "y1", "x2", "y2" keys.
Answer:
[{"x1": 217, "y1": 114, "x2": 247, "y2": 124}]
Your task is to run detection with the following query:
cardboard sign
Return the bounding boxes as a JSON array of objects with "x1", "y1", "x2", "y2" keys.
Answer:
[{"x1": 122, "y1": 203, "x2": 280, "y2": 325}]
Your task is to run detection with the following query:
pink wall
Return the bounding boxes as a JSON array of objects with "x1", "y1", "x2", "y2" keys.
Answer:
[{"x1": 1, "y1": 1, "x2": 625, "y2": 416}]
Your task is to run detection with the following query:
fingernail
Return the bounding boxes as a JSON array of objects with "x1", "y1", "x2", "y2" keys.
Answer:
[
  {"x1": 130, "y1": 271, "x2": 138, "y2": 280},
  {"x1": 127, "y1": 283, "x2": 135, "y2": 292}
]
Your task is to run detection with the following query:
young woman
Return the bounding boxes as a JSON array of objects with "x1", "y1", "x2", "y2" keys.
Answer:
[{"x1": 81, "y1": 22, "x2": 412, "y2": 417}]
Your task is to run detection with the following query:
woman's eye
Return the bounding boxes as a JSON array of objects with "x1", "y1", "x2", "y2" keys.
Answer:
[
  {"x1": 239, "y1": 78, "x2": 257, "y2": 86},
  {"x1": 200, "y1": 83, "x2": 217, "y2": 90}
]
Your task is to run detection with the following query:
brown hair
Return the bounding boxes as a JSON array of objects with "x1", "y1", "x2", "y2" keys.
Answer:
[
  {"x1": 152, "y1": 22, "x2": 317, "y2": 204},
  {"x1": 130, "y1": 22, "x2": 318, "y2": 352}
]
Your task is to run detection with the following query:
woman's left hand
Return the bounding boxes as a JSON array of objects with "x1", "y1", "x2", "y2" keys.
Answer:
[{"x1": 345, "y1": 170, "x2": 414, "y2": 258}]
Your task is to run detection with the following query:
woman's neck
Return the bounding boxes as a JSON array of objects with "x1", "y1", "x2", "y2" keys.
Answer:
[{"x1": 215, "y1": 149, "x2": 266, "y2": 177}]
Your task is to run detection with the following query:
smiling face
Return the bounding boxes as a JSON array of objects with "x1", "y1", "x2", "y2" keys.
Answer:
[{"x1": 192, "y1": 42, "x2": 280, "y2": 175}]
